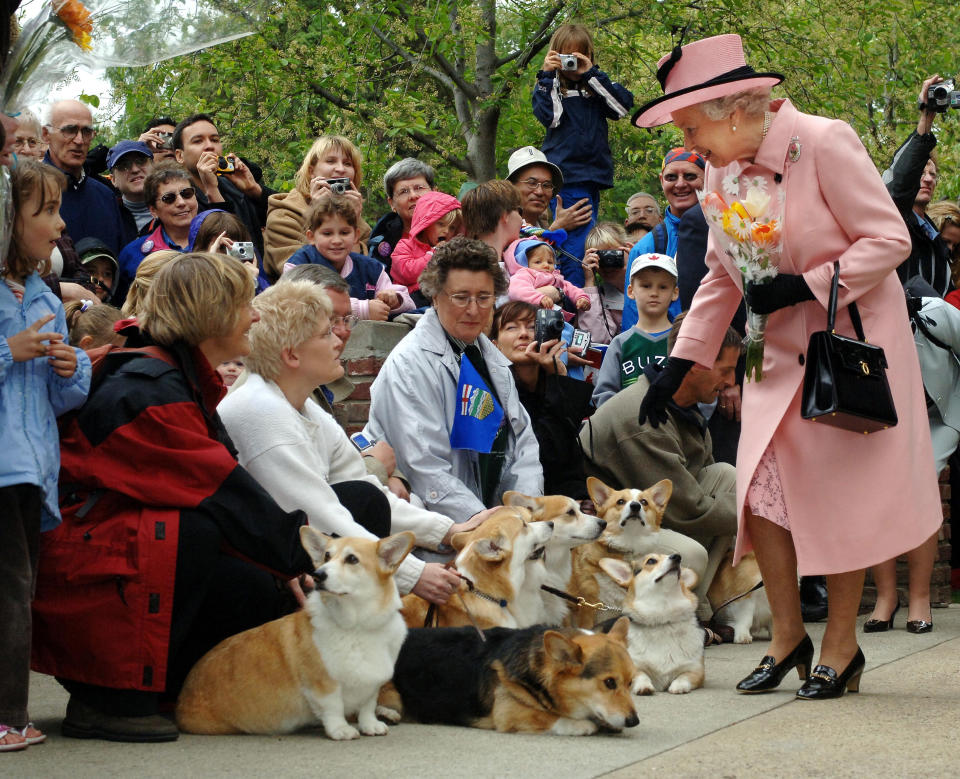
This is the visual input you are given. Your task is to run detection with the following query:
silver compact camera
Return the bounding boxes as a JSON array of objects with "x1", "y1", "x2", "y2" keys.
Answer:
[
  {"x1": 560, "y1": 54, "x2": 578, "y2": 71},
  {"x1": 327, "y1": 177, "x2": 351, "y2": 194},
  {"x1": 227, "y1": 241, "x2": 256, "y2": 262}
]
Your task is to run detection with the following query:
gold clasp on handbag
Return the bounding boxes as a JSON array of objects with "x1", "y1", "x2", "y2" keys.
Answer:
[{"x1": 859, "y1": 360, "x2": 870, "y2": 375}]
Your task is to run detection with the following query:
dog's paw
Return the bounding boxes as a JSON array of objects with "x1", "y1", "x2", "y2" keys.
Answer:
[
  {"x1": 358, "y1": 718, "x2": 388, "y2": 736},
  {"x1": 631, "y1": 674, "x2": 655, "y2": 696},
  {"x1": 375, "y1": 705, "x2": 401, "y2": 724},
  {"x1": 325, "y1": 722, "x2": 360, "y2": 741},
  {"x1": 550, "y1": 717, "x2": 598, "y2": 736},
  {"x1": 733, "y1": 630, "x2": 754, "y2": 644},
  {"x1": 667, "y1": 677, "x2": 694, "y2": 694}
]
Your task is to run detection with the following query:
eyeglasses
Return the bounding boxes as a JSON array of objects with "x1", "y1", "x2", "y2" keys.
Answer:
[
  {"x1": 317, "y1": 326, "x2": 338, "y2": 341},
  {"x1": 518, "y1": 178, "x2": 555, "y2": 193},
  {"x1": 330, "y1": 313, "x2": 360, "y2": 329},
  {"x1": 113, "y1": 155, "x2": 150, "y2": 172},
  {"x1": 662, "y1": 172, "x2": 701, "y2": 183},
  {"x1": 13, "y1": 136, "x2": 40, "y2": 150},
  {"x1": 626, "y1": 205, "x2": 658, "y2": 215},
  {"x1": 158, "y1": 187, "x2": 196, "y2": 204},
  {"x1": 394, "y1": 184, "x2": 431, "y2": 198},
  {"x1": 49, "y1": 124, "x2": 96, "y2": 141},
  {"x1": 442, "y1": 291, "x2": 496, "y2": 309}
]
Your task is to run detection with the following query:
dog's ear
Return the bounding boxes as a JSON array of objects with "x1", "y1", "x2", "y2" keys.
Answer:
[
  {"x1": 300, "y1": 525, "x2": 332, "y2": 566},
  {"x1": 473, "y1": 534, "x2": 509, "y2": 561},
  {"x1": 598, "y1": 557, "x2": 634, "y2": 588},
  {"x1": 543, "y1": 631, "x2": 583, "y2": 668},
  {"x1": 450, "y1": 531, "x2": 472, "y2": 552},
  {"x1": 377, "y1": 531, "x2": 416, "y2": 574},
  {"x1": 502, "y1": 491, "x2": 541, "y2": 516},
  {"x1": 605, "y1": 616, "x2": 630, "y2": 647},
  {"x1": 647, "y1": 479, "x2": 673, "y2": 511},
  {"x1": 586, "y1": 476, "x2": 612, "y2": 509},
  {"x1": 680, "y1": 566, "x2": 699, "y2": 590}
]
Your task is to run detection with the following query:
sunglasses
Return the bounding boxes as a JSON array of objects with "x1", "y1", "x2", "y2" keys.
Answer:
[
  {"x1": 50, "y1": 124, "x2": 96, "y2": 141},
  {"x1": 158, "y1": 187, "x2": 196, "y2": 204}
]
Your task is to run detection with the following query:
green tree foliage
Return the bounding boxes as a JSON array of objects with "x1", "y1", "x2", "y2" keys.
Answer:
[{"x1": 106, "y1": 0, "x2": 960, "y2": 218}]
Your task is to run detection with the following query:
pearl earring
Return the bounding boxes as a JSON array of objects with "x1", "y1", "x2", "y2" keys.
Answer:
[{"x1": 732, "y1": 125, "x2": 737, "y2": 132}]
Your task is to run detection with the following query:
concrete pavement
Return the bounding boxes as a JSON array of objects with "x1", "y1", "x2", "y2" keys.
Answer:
[{"x1": 15, "y1": 605, "x2": 960, "y2": 778}]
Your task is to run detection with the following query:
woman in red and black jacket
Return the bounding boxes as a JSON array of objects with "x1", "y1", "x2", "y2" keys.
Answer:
[{"x1": 32, "y1": 253, "x2": 314, "y2": 743}]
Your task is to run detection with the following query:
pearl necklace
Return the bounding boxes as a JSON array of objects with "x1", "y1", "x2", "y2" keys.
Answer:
[{"x1": 761, "y1": 111, "x2": 773, "y2": 140}]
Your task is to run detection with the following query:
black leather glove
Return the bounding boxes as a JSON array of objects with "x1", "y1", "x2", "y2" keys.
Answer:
[
  {"x1": 744, "y1": 273, "x2": 815, "y2": 315},
  {"x1": 637, "y1": 357, "x2": 694, "y2": 428}
]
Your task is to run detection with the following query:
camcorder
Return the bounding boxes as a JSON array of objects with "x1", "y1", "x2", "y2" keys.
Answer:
[
  {"x1": 227, "y1": 241, "x2": 256, "y2": 262},
  {"x1": 216, "y1": 155, "x2": 236, "y2": 174},
  {"x1": 926, "y1": 80, "x2": 960, "y2": 113},
  {"x1": 327, "y1": 177, "x2": 351, "y2": 194},
  {"x1": 596, "y1": 249, "x2": 625, "y2": 269},
  {"x1": 560, "y1": 54, "x2": 578, "y2": 71},
  {"x1": 535, "y1": 308, "x2": 565, "y2": 347}
]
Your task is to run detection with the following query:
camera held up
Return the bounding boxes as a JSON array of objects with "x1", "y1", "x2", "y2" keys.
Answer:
[{"x1": 926, "y1": 79, "x2": 960, "y2": 113}]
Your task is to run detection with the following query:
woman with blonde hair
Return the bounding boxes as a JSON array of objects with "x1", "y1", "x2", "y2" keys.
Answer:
[
  {"x1": 119, "y1": 249, "x2": 179, "y2": 317},
  {"x1": 926, "y1": 200, "x2": 960, "y2": 284},
  {"x1": 264, "y1": 135, "x2": 369, "y2": 277}
]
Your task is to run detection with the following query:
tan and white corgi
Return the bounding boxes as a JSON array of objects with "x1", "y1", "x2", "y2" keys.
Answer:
[
  {"x1": 600, "y1": 553, "x2": 705, "y2": 695},
  {"x1": 570, "y1": 477, "x2": 672, "y2": 627},
  {"x1": 175, "y1": 528, "x2": 415, "y2": 740},
  {"x1": 503, "y1": 491, "x2": 607, "y2": 625},
  {"x1": 400, "y1": 507, "x2": 553, "y2": 630},
  {"x1": 706, "y1": 550, "x2": 772, "y2": 644},
  {"x1": 383, "y1": 618, "x2": 638, "y2": 735}
]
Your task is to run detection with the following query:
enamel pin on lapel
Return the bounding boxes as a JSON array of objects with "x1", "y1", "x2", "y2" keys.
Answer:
[{"x1": 788, "y1": 136, "x2": 802, "y2": 163}]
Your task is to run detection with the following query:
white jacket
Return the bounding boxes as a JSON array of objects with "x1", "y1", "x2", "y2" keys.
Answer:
[
  {"x1": 218, "y1": 372, "x2": 454, "y2": 593},
  {"x1": 914, "y1": 296, "x2": 960, "y2": 431},
  {"x1": 365, "y1": 308, "x2": 543, "y2": 519}
]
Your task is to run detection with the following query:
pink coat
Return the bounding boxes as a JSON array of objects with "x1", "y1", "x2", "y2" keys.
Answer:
[
  {"x1": 509, "y1": 266, "x2": 589, "y2": 308},
  {"x1": 391, "y1": 191, "x2": 461, "y2": 291},
  {"x1": 672, "y1": 99, "x2": 941, "y2": 575}
]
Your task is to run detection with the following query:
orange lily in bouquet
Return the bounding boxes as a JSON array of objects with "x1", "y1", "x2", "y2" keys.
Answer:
[{"x1": 699, "y1": 173, "x2": 784, "y2": 382}]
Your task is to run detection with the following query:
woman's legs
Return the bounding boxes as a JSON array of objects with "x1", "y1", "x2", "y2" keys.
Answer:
[
  {"x1": 866, "y1": 558, "x2": 899, "y2": 622},
  {"x1": 906, "y1": 530, "x2": 938, "y2": 623},
  {"x1": 744, "y1": 509, "x2": 806, "y2": 660},
  {"x1": 819, "y1": 569, "x2": 865, "y2": 671}
]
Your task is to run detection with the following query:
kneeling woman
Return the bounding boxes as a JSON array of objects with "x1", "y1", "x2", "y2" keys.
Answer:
[
  {"x1": 217, "y1": 280, "x2": 482, "y2": 604},
  {"x1": 33, "y1": 254, "x2": 315, "y2": 742}
]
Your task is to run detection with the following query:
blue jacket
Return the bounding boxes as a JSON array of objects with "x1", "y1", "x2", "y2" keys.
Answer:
[
  {"x1": 532, "y1": 66, "x2": 633, "y2": 189},
  {"x1": 621, "y1": 208, "x2": 682, "y2": 331},
  {"x1": 287, "y1": 244, "x2": 383, "y2": 300},
  {"x1": 0, "y1": 272, "x2": 91, "y2": 529},
  {"x1": 44, "y1": 152, "x2": 126, "y2": 254},
  {"x1": 114, "y1": 224, "x2": 182, "y2": 306}
]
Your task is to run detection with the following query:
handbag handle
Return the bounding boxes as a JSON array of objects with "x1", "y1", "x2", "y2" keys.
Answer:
[{"x1": 827, "y1": 261, "x2": 867, "y2": 342}]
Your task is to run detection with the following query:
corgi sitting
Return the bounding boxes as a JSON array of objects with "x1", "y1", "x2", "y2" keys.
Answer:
[
  {"x1": 176, "y1": 528, "x2": 415, "y2": 740},
  {"x1": 707, "y1": 550, "x2": 771, "y2": 644},
  {"x1": 382, "y1": 618, "x2": 638, "y2": 735},
  {"x1": 570, "y1": 476, "x2": 672, "y2": 627},
  {"x1": 600, "y1": 553, "x2": 705, "y2": 695},
  {"x1": 399, "y1": 507, "x2": 553, "y2": 630},
  {"x1": 503, "y1": 491, "x2": 607, "y2": 626}
]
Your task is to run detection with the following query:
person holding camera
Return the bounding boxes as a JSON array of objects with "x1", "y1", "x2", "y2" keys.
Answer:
[
  {"x1": 188, "y1": 210, "x2": 268, "y2": 293},
  {"x1": 579, "y1": 222, "x2": 632, "y2": 344},
  {"x1": 138, "y1": 117, "x2": 177, "y2": 163},
  {"x1": 880, "y1": 75, "x2": 956, "y2": 297}
]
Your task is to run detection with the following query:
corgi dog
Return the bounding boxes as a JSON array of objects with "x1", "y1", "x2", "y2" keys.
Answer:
[
  {"x1": 175, "y1": 528, "x2": 415, "y2": 740},
  {"x1": 706, "y1": 550, "x2": 772, "y2": 644},
  {"x1": 600, "y1": 553, "x2": 705, "y2": 695},
  {"x1": 382, "y1": 618, "x2": 638, "y2": 735},
  {"x1": 570, "y1": 477, "x2": 672, "y2": 627},
  {"x1": 399, "y1": 507, "x2": 554, "y2": 630},
  {"x1": 503, "y1": 491, "x2": 607, "y2": 626}
]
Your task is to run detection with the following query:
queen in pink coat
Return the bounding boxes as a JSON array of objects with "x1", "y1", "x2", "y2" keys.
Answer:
[{"x1": 633, "y1": 34, "x2": 941, "y2": 701}]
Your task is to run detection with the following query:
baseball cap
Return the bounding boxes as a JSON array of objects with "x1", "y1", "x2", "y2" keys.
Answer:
[
  {"x1": 505, "y1": 146, "x2": 563, "y2": 190},
  {"x1": 629, "y1": 252, "x2": 678, "y2": 280},
  {"x1": 75, "y1": 236, "x2": 119, "y2": 272},
  {"x1": 107, "y1": 140, "x2": 153, "y2": 170}
]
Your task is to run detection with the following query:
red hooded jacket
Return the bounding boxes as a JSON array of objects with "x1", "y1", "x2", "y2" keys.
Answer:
[{"x1": 390, "y1": 191, "x2": 461, "y2": 291}]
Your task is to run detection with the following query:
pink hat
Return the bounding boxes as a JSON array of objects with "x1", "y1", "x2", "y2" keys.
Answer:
[{"x1": 632, "y1": 34, "x2": 784, "y2": 128}]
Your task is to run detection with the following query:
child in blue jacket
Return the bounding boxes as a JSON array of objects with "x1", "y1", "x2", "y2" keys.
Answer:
[
  {"x1": 0, "y1": 160, "x2": 91, "y2": 750},
  {"x1": 533, "y1": 23, "x2": 634, "y2": 286}
]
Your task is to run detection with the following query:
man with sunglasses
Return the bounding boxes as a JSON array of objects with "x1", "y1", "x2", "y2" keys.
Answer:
[
  {"x1": 42, "y1": 100, "x2": 125, "y2": 253},
  {"x1": 621, "y1": 148, "x2": 706, "y2": 331},
  {"x1": 106, "y1": 140, "x2": 156, "y2": 246}
]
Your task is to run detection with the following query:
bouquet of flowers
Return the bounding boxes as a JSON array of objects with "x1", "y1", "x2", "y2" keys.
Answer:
[{"x1": 699, "y1": 173, "x2": 785, "y2": 382}]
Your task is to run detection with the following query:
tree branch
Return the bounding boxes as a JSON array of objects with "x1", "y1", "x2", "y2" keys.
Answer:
[
  {"x1": 371, "y1": 24, "x2": 456, "y2": 95},
  {"x1": 496, "y1": 1, "x2": 568, "y2": 69},
  {"x1": 414, "y1": 26, "x2": 479, "y2": 99}
]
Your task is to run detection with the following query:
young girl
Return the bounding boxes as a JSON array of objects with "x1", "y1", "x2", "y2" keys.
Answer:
[
  {"x1": 390, "y1": 191, "x2": 463, "y2": 307},
  {"x1": 285, "y1": 196, "x2": 414, "y2": 321},
  {"x1": 533, "y1": 23, "x2": 634, "y2": 285},
  {"x1": 0, "y1": 160, "x2": 91, "y2": 751},
  {"x1": 63, "y1": 300, "x2": 124, "y2": 350}
]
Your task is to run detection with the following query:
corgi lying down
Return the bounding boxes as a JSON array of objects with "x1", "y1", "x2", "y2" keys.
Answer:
[
  {"x1": 176, "y1": 528, "x2": 414, "y2": 740},
  {"x1": 381, "y1": 618, "x2": 639, "y2": 735}
]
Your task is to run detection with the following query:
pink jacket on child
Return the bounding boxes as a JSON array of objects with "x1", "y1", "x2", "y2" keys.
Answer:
[
  {"x1": 508, "y1": 266, "x2": 589, "y2": 308},
  {"x1": 391, "y1": 191, "x2": 461, "y2": 291}
]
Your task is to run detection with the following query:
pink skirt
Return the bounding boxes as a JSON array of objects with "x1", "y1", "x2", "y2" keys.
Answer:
[{"x1": 747, "y1": 442, "x2": 790, "y2": 530}]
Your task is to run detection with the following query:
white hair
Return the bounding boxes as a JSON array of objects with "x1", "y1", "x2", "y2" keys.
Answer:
[{"x1": 699, "y1": 87, "x2": 771, "y2": 121}]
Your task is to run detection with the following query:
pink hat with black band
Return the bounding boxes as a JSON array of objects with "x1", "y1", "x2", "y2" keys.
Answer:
[{"x1": 632, "y1": 34, "x2": 784, "y2": 128}]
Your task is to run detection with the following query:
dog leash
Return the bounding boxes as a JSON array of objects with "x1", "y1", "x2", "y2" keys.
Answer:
[
  {"x1": 423, "y1": 566, "x2": 506, "y2": 642},
  {"x1": 709, "y1": 580, "x2": 765, "y2": 621},
  {"x1": 539, "y1": 584, "x2": 623, "y2": 614}
]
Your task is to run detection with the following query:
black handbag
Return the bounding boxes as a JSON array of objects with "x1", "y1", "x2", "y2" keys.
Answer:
[{"x1": 801, "y1": 262, "x2": 897, "y2": 434}]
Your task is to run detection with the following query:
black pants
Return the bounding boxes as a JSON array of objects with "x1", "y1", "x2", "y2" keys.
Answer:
[
  {"x1": 0, "y1": 484, "x2": 42, "y2": 727},
  {"x1": 60, "y1": 480, "x2": 391, "y2": 715}
]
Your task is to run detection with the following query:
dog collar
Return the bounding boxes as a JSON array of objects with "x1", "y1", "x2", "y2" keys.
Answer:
[{"x1": 459, "y1": 575, "x2": 508, "y2": 608}]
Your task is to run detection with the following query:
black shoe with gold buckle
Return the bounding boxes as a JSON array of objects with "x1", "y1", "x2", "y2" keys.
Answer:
[
  {"x1": 735, "y1": 634, "x2": 814, "y2": 694},
  {"x1": 795, "y1": 647, "x2": 865, "y2": 700}
]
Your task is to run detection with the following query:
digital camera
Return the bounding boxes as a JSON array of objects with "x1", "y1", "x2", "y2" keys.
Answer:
[
  {"x1": 327, "y1": 177, "x2": 351, "y2": 194},
  {"x1": 596, "y1": 249, "x2": 625, "y2": 269},
  {"x1": 560, "y1": 54, "x2": 578, "y2": 71},
  {"x1": 535, "y1": 308, "x2": 565, "y2": 347},
  {"x1": 216, "y1": 155, "x2": 236, "y2": 174},
  {"x1": 227, "y1": 241, "x2": 256, "y2": 262},
  {"x1": 927, "y1": 80, "x2": 960, "y2": 113},
  {"x1": 155, "y1": 131, "x2": 174, "y2": 151}
]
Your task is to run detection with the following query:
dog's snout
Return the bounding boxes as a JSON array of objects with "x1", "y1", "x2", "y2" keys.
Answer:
[
  {"x1": 546, "y1": 521, "x2": 554, "y2": 530},
  {"x1": 624, "y1": 712, "x2": 639, "y2": 729},
  {"x1": 597, "y1": 519, "x2": 607, "y2": 531},
  {"x1": 668, "y1": 554, "x2": 681, "y2": 563},
  {"x1": 628, "y1": 501, "x2": 641, "y2": 513},
  {"x1": 314, "y1": 569, "x2": 328, "y2": 588}
]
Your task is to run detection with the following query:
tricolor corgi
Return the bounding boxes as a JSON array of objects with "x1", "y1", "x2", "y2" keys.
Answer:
[
  {"x1": 706, "y1": 550, "x2": 771, "y2": 644},
  {"x1": 503, "y1": 492, "x2": 607, "y2": 625},
  {"x1": 600, "y1": 553, "x2": 705, "y2": 695},
  {"x1": 175, "y1": 528, "x2": 414, "y2": 740},
  {"x1": 570, "y1": 477, "x2": 672, "y2": 627}
]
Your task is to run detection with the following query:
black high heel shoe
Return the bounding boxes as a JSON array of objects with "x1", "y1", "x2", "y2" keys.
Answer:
[
  {"x1": 863, "y1": 602, "x2": 900, "y2": 633},
  {"x1": 736, "y1": 634, "x2": 814, "y2": 694},
  {"x1": 906, "y1": 618, "x2": 933, "y2": 634},
  {"x1": 795, "y1": 647, "x2": 865, "y2": 700}
]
